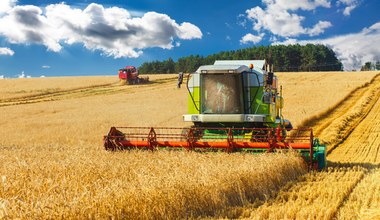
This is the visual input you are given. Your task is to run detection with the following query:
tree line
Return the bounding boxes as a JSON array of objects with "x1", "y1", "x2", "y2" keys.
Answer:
[
  {"x1": 138, "y1": 44, "x2": 343, "y2": 74},
  {"x1": 361, "y1": 61, "x2": 380, "y2": 71}
]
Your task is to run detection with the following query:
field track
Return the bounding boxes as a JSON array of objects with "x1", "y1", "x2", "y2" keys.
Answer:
[
  {"x1": 300, "y1": 73, "x2": 380, "y2": 153},
  {"x1": 328, "y1": 89, "x2": 380, "y2": 164},
  {"x1": 242, "y1": 74, "x2": 380, "y2": 219},
  {"x1": 329, "y1": 83, "x2": 380, "y2": 219},
  {"x1": 0, "y1": 77, "x2": 176, "y2": 107}
]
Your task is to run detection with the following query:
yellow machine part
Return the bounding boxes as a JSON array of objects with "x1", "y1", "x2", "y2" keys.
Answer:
[{"x1": 276, "y1": 96, "x2": 284, "y2": 109}]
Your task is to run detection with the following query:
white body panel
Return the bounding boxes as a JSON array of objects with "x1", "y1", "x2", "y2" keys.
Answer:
[{"x1": 183, "y1": 114, "x2": 266, "y2": 123}]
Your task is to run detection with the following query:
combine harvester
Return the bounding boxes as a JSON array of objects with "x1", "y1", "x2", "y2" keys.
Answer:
[
  {"x1": 118, "y1": 66, "x2": 149, "y2": 85},
  {"x1": 105, "y1": 60, "x2": 326, "y2": 170}
]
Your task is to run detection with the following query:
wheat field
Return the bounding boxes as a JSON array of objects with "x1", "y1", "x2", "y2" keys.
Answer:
[
  {"x1": 241, "y1": 71, "x2": 380, "y2": 219},
  {"x1": 0, "y1": 71, "x2": 379, "y2": 219}
]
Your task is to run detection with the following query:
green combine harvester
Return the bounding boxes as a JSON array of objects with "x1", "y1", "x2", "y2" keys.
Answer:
[{"x1": 104, "y1": 60, "x2": 326, "y2": 170}]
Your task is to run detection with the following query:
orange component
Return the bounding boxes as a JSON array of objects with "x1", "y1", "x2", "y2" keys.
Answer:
[
  {"x1": 114, "y1": 140, "x2": 311, "y2": 149},
  {"x1": 104, "y1": 127, "x2": 313, "y2": 152}
]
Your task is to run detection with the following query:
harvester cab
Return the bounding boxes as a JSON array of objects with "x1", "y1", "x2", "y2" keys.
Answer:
[
  {"x1": 104, "y1": 60, "x2": 327, "y2": 170},
  {"x1": 183, "y1": 60, "x2": 289, "y2": 129}
]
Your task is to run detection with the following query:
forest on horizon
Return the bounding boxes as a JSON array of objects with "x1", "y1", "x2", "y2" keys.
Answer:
[{"x1": 138, "y1": 44, "x2": 343, "y2": 74}]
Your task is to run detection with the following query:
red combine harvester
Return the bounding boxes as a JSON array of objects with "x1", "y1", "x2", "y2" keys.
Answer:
[{"x1": 118, "y1": 66, "x2": 149, "y2": 85}]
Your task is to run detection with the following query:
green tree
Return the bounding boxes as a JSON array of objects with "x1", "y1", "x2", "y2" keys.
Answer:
[{"x1": 139, "y1": 44, "x2": 342, "y2": 73}]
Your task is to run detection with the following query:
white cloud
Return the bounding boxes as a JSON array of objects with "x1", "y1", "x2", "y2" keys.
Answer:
[
  {"x1": 0, "y1": 75, "x2": 4, "y2": 79},
  {"x1": 0, "y1": 2, "x2": 202, "y2": 58},
  {"x1": 240, "y1": 33, "x2": 265, "y2": 44},
  {"x1": 0, "y1": 47, "x2": 14, "y2": 56},
  {"x1": 247, "y1": 6, "x2": 305, "y2": 37},
  {"x1": 0, "y1": 0, "x2": 16, "y2": 15},
  {"x1": 0, "y1": 5, "x2": 62, "y2": 52},
  {"x1": 337, "y1": 0, "x2": 360, "y2": 16},
  {"x1": 274, "y1": 22, "x2": 380, "y2": 70},
  {"x1": 176, "y1": 21, "x2": 203, "y2": 40},
  {"x1": 245, "y1": 0, "x2": 332, "y2": 38},
  {"x1": 269, "y1": 35, "x2": 278, "y2": 43},
  {"x1": 17, "y1": 71, "x2": 31, "y2": 78},
  {"x1": 237, "y1": 14, "x2": 247, "y2": 28},
  {"x1": 262, "y1": 0, "x2": 331, "y2": 11},
  {"x1": 42, "y1": 65, "x2": 50, "y2": 69},
  {"x1": 17, "y1": 71, "x2": 25, "y2": 78},
  {"x1": 308, "y1": 21, "x2": 332, "y2": 36},
  {"x1": 225, "y1": 22, "x2": 232, "y2": 29},
  {"x1": 17, "y1": 72, "x2": 23, "y2": 78}
]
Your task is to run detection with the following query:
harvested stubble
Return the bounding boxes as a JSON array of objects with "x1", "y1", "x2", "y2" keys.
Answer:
[
  {"x1": 0, "y1": 149, "x2": 306, "y2": 219},
  {"x1": 277, "y1": 71, "x2": 379, "y2": 127},
  {"x1": 336, "y1": 168, "x2": 380, "y2": 220},
  {"x1": 0, "y1": 76, "x2": 116, "y2": 99},
  {"x1": 0, "y1": 74, "x2": 176, "y2": 100},
  {"x1": 246, "y1": 166, "x2": 367, "y2": 219},
  {"x1": 327, "y1": 76, "x2": 380, "y2": 163},
  {"x1": 299, "y1": 73, "x2": 380, "y2": 152}
]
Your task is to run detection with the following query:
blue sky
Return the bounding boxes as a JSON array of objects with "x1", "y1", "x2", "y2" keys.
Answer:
[{"x1": 0, "y1": 0, "x2": 379, "y2": 78}]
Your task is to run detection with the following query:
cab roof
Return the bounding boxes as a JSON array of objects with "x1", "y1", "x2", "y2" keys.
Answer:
[
  {"x1": 196, "y1": 64, "x2": 249, "y2": 74},
  {"x1": 195, "y1": 60, "x2": 266, "y2": 75}
]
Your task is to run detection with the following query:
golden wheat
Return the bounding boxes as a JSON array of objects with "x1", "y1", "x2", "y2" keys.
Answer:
[
  {"x1": 277, "y1": 71, "x2": 379, "y2": 127},
  {"x1": 0, "y1": 149, "x2": 306, "y2": 219},
  {"x1": 336, "y1": 169, "x2": 380, "y2": 220},
  {"x1": 0, "y1": 74, "x2": 176, "y2": 100},
  {"x1": 328, "y1": 81, "x2": 380, "y2": 164},
  {"x1": 246, "y1": 166, "x2": 367, "y2": 219},
  {"x1": 242, "y1": 71, "x2": 380, "y2": 219},
  {"x1": 0, "y1": 71, "x2": 379, "y2": 219}
]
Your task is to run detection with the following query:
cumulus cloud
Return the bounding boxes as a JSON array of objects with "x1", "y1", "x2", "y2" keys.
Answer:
[
  {"x1": 0, "y1": 2, "x2": 202, "y2": 58},
  {"x1": 274, "y1": 22, "x2": 380, "y2": 70},
  {"x1": 245, "y1": 0, "x2": 332, "y2": 38},
  {"x1": 262, "y1": 0, "x2": 331, "y2": 11},
  {"x1": 17, "y1": 71, "x2": 31, "y2": 78},
  {"x1": 0, "y1": 0, "x2": 16, "y2": 15},
  {"x1": 0, "y1": 75, "x2": 4, "y2": 79},
  {"x1": 308, "y1": 21, "x2": 333, "y2": 36},
  {"x1": 240, "y1": 33, "x2": 265, "y2": 44},
  {"x1": 337, "y1": 0, "x2": 360, "y2": 16},
  {"x1": 0, "y1": 47, "x2": 14, "y2": 56}
]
